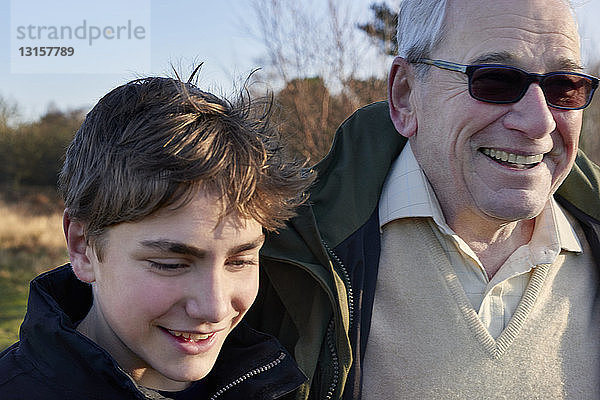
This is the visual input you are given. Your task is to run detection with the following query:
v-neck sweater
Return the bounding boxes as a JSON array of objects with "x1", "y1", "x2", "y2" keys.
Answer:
[{"x1": 362, "y1": 218, "x2": 600, "y2": 399}]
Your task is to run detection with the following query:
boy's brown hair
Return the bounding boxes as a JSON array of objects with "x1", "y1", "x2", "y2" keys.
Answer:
[{"x1": 59, "y1": 74, "x2": 313, "y2": 259}]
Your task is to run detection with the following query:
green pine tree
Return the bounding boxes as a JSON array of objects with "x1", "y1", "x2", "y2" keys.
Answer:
[{"x1": 357, "y1": 3, "x2": 398, "y2": 56}]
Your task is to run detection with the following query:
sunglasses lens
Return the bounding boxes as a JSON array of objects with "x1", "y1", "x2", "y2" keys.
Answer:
[
  {"x1": 542, "y1": 74, "x2": 593, "y2": 109},
  {"x1": 470, "y1": 67, "x2": 526, "y2": 102},
  {"x1": 469, "y1": 66, "x2": 595, "y2": 109}
]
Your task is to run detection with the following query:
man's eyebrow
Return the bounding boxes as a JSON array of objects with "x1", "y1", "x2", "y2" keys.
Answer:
[
  {"x1": 470, "y1": 52, "x2": 583, "y2": 71},
  {"x1": 553, "y1": 57, "x2": 584, "y2": 72},
  {"x1": 470, "y1": 51, "x2": 515, "y2": 65},
  {"x1": 139, "y1": 234, "x2": 265, "y2": 259}
]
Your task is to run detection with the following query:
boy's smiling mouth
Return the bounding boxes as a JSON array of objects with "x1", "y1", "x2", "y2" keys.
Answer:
[
  {"x1": 165, "y1": 329, "x2": 213, "y2": 342},
  {"x1": 159, "y1": 326, "x2": 222, "y2": 355}
]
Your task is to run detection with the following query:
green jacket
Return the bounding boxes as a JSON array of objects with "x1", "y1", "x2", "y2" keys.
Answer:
[{"x1": 248, "y1": 101, "x2": 600, "y2": 400}]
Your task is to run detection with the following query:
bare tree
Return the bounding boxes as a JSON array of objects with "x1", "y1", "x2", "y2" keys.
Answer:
[
  {"x1": 246, "y1": 0, "x2": 389, "y2": 160},
  {"x1": 0, "y1": 96, "x2": 19, "y2": 130}
]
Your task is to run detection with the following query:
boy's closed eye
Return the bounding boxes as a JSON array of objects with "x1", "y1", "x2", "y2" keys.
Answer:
[
  {"x1": 148, "y1": 261, "x2": 189, "y2": 271},
  {"x1": 226, "y1": 257, "x2": 259, "y2": 270}
]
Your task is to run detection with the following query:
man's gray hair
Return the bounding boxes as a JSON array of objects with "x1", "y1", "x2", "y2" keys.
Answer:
[
  {"x1": 396, "y1": 0, "x2": 577, "y2": 78},
  {"x1": 396, "y1": 0, "x2": 447, "y2": 63}
]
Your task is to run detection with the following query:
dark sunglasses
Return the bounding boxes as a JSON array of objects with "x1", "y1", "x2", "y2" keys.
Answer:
[{"x1": 414, "y1": 59, "x2": 599, "y2": 110}]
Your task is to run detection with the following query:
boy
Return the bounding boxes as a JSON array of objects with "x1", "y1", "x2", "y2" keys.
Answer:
[{"x1": 0, "y1": 74, "x2": 312, "y2": 399}]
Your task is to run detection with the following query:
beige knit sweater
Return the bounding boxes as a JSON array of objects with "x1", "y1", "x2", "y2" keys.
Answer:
[{"x1": 362, "y1": 218, "x2": 599, "y2": 399}]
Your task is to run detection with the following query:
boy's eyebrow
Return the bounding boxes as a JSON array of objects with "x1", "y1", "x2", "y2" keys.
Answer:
[
  {"x1": 140, "y1": 240, "x2": 206, "y2": 258},
  {"x1": 226, "y1": 234, "x2": 265, "y2": 257},
  {"x1": 139, "y1": 234, "x2": 265, "y2": 258}
]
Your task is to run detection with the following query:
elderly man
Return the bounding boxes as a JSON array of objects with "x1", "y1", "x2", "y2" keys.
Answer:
[{"x1": 248, "y1": 0, "x2": 600, "y2": 398}]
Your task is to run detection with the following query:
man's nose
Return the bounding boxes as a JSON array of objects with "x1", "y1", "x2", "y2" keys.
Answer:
[{"x1": 503, "y1": 83, "x2": 557, "y2": 138}]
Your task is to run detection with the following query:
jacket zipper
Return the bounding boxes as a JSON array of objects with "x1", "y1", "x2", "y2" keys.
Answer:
[
  {"x1": 209, "y1": 352, "x2": 286, "y2": 400},
  {"x1": 261, "y1": 242, "x2": 352, "y2": 400},
  {"x1": 321, "y1": 240, "x2": 354, "y2": 400},
  {"x1": 323, "y1": 318, "x2": 340, "y2": 400},
  {"x1": 322, "y1": 240, "x2": 354, "y2": 330}
]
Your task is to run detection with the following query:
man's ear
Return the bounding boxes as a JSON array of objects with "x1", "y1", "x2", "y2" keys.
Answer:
[
  {"x1": 63, "y1": 210, "x2": 95, "y2": 283},
  {"x1": 389, "y1": 57, "x2": 418, "y2": 138}
]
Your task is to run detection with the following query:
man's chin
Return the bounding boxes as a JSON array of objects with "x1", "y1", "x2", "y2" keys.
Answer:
[{"x1": 480, "y1": 202, "x2": 545, "y2": 223}]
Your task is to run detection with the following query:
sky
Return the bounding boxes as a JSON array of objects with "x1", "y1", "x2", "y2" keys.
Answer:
[{"x1": 1, "y1": 0, "x2": 599, "y2": 123}]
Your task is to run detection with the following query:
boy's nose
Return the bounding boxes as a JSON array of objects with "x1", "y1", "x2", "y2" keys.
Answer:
[{"x1": 184, "y1": 269, "x2": 234, "y2": 324}]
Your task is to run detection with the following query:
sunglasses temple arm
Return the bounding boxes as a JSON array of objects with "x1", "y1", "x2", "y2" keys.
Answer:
[{"x1": 428, "y1": 59, "x2": 468, "y2": 73}]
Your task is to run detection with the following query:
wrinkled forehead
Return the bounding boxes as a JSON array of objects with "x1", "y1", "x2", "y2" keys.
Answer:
[{"x1": 440, "y1": 0, "x2": 581, "y2": 69}]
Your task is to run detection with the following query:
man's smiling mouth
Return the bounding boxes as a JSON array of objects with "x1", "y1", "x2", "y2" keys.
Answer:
[{"x1": 480, "y1": 148, "x2": 544, "y2": 169}]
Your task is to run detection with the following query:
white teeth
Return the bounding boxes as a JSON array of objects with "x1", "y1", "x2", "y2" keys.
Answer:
[
  {"x1": 190, "y1": 333, "x2": 210, "y2": 341},
  {"x1": 481, "y1": 148, "x2": 543, "y2": 165},
  {"x1": 167, "y1": 329, "x2": 211, "y2": 341}
]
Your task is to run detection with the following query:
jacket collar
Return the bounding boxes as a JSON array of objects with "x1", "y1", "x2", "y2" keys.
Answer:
[{"x1": 310, "y1": 101, "x2": 405, "y2": 248}]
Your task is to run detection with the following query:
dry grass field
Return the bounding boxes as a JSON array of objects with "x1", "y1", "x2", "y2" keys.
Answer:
[{"x1": 0, "y1": 192, "x2": 68, "y2": 350}]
